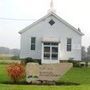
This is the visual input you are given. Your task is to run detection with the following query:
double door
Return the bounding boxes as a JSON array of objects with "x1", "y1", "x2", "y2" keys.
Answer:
[{"x1": 43, "y1": 43, "x2": 58, "y2": 60}]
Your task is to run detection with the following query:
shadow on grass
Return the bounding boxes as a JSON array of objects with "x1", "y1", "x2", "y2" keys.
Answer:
[
  {"x1": 55, "y1": 81, "x2": 80, "y2": 86},
  {"x1": 1, "y1": 81, "x2": 30, "y2": 85},
  {"x1": 0, "y1": 81, "x2": 80, "y2": 86}
]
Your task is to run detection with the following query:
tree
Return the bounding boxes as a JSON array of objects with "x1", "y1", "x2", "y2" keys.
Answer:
[
  {"x1": 87, "y1": 46, "x2": 90, "y2": 54},
  {"x1": 7, "y1": 63, "x2": 25, "y2": 83},
  {"x1": 87, "y1": 46, "x2": 90, "y2": 60},
  {"x1": 81, "y1": 46, "x2": 87, "y2": 60}
]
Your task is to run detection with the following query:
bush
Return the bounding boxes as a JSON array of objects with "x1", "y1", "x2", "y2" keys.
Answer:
[
  {"x1": 68, "y1": 60, "x2": 80, "y2": 67},
  {"x1": 21, "y1": 57, "x2": 41, "y2": 64},
  {"x1": 25, "y1": 57, "x2": 33, "y2": 63},
  {"x1": 85, "y1": 61, "x2": 88, "y2": 67},
  {"x1": 7, "y1": 63, "x2": 25, "y2": 83}
]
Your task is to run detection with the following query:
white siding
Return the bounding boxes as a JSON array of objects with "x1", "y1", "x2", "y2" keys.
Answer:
[{"x1": 20, "y1": 15, "x2": 82, "y2": 61}]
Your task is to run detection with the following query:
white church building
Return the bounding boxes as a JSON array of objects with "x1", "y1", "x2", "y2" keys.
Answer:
[{"x1": 19, "y1": 0, "x2": 84, "y2": 64}]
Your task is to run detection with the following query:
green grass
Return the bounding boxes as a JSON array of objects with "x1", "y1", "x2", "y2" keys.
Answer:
[
  {"x1": 0, "y1": 64, "x2": 90, "y2": 90},
  {"x1": 0, "y1": 84, "x2": 90, "y2": 90},
  {"x1": 0, "y1": 64, "x2": 10, "y2": 82},
  {"x1": 60, "y1": 67, "x2": 90, "y2": 84}
]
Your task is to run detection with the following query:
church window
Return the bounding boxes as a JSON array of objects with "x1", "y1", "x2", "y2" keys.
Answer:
[
  {"x1": 67, "y1": 38, "x2": 72, "y2": 51},
  {"x1": 31, "y1": 37, "x2": 36, "y2": 50}
]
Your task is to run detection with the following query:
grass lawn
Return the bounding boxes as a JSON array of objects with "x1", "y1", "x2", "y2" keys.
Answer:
[
  {"x1": 0, "y1": 84, "x2": 90, "y2": 90},
  {"x1": 0, "y1": 64, "x2": 90, "y2": 90},
  {"x1": 0, "y1": 64, "x2": 10, "y2": 82},
  {"x1": 60, "y1": 67, "x2": 90, "y2": 84}
]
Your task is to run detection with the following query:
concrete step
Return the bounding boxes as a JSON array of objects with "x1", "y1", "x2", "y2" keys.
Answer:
[
  {"x1": 26, "y1": 63, "x2": 73, "y2": 82},
  {"x1": 39, "y1": 63, "x2": 73, "y2": 81}
]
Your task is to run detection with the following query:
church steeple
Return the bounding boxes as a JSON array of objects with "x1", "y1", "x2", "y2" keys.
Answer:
[
  {"x1": 50, "y1": 0, "x2": 54, "y2": 10},
  {"x1": 48, "y1": 0, "x2": 56, "y2": 13}
]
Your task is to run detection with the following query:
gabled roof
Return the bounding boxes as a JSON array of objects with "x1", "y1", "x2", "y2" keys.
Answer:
[{"x1": 19, "y1": 12, "x2": 84, "y2": 36}]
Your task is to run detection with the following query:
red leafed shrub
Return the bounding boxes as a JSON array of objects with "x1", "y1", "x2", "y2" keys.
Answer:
[{"x1": 7, "y1": 63, "x2": 25, "y2": 83}]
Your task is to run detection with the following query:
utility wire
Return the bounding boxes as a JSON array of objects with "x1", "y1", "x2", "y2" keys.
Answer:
[{"x1": 0, "y1": 17, "x2": 36, "y2": 21}]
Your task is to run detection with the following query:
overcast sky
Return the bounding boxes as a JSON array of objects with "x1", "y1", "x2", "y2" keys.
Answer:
[{"x1": 0, "y1": 0, "x2": 90, "y2": 49}]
